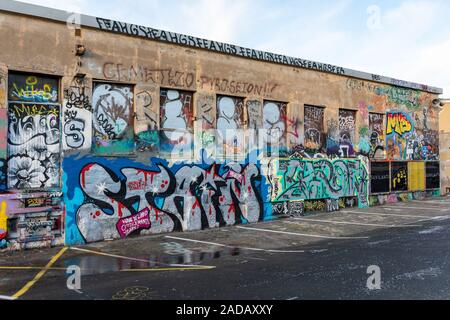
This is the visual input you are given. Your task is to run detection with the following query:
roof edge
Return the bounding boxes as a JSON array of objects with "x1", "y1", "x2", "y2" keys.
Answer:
[{"x1": 0, "y1": 0, "x2": 444, "y2": 95}]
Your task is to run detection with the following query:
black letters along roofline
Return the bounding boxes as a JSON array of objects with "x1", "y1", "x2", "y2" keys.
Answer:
[{"x1": 0, "y1": 0, "x2": 443, "y2": 95}]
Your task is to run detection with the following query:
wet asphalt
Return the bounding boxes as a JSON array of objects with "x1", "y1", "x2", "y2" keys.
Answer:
[{"x1": 1, "y1": 197, "x2": 450, "y2": 300}]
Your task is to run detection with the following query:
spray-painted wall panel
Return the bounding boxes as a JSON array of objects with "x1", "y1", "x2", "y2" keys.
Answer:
[
  {"x1": 63, "y1": 76, "x2": 92, "y2": 151},
  {"x1": 92, "y1": 83, "x2": 134, "y2": 155},
  {"x1": 8, "y1": 73, "x2": 58, "y2": 104},
  {"x1": 63, "y1": 155, "x2": 266, "y2": 245},
  {"x1": 304, "y1": 105, "x2": 325, "y2": 153},
  {"x1": 159, "y1": 89, "x2": 194, "y2": 156},
  {"x1": 268, "y1": 157, "x2": 369, "y2": 208},
  {"x1": 0, "y1": 192, "x2": 64, "y2": 249},
  {"x1": 7, "y1": 103, "x2": 60, "y2": 189}
]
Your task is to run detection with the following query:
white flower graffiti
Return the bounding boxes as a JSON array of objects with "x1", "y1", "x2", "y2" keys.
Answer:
[
  {"x1": 7, "y1": 156, "x2": 47, "y2": 189},
  {"x1": 7, "y1": 103, "x2": 61, "y2": 189}
]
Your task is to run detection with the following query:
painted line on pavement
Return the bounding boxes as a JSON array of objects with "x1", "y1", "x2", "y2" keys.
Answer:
[
  {"x1": 165, "y1": 235, "x2": 307, "y2": 253},
  {"x1": 0, "y1": 295, "x2": 16, "y2": 301},
  {"x1": 341, "y1": 210, "x2": 430, "y2": 219},
  {"x1": 12, "y1": 247, "x2": 68, "y2": 300},
  {"x1": 410, "y1": 200, "x2": 450, "y2": 205},
  {"x1": 381, "y1": 205, "x2": 446, "y2": 211},
  {"x1": 120, "y1": 266, "x2": 216, "y2": 272},
  {"x1": 70, "y1": 246, "x2": 210, "y2": 268},
  {"x1": 289, "y1": 218, "x2": 421, "y2": 228},
  {"x1": 0, "y1": 265, "x2": 214, "y2": 272},
  {"x1": 413, "y1": 215, "x2": 450, "y2": 223},
  {"x1": 236, "y1": 226, "x2": 369, "y2": 240},
  {"x1": 0, "y1": 266, "x2": 67, "y2": 271}
]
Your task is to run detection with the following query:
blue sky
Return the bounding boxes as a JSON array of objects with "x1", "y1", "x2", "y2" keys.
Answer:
[{"x1": 18, "y1": 0, "x2": 450, "y2": 96}]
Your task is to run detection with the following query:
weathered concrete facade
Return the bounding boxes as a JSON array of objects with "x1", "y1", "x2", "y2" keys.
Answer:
[
  {"x1": 440, "y1": 100, "x2": 450, "y2": 195},
  {"x1": 0, "y1": 2, "x2": 443, "y2": 250}
]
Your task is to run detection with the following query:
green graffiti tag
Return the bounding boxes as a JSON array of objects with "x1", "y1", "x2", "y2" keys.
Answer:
[{"x1": 269, "y1": 157, "x2": 369, "y2": 208}]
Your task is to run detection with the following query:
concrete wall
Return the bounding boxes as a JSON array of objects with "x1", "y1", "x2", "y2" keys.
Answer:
[{"x1": 0, "y1": 9, "x2": 442, "y2": 250}]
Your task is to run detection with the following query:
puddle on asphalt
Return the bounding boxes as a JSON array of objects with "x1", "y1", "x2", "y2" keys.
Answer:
[{"x1": 62, "y1": 246, "x2": 242, "y2": 276}]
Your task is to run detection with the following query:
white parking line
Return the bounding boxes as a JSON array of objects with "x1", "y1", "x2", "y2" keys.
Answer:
[
  {"x1": 381, "y1": 205, "x2": 446, "y2": 211},
  {"x1": 236, "y1": 226, "x2": 369, "y2": 240},
  {"x1": 289, "y1": 218, "x2": 421, "y2": 228},
  {"x1": 414, "y1": 215, "x2": 450, "y2": 223},
  {"x1": 341, "y1": 210, "x2": 430, "y2": 219},
  {"x1": 0, "y1": 295, "x2": 16, "y2": 300},
  {"x1": 165, "y1": 235, "x2": 307, "y2": 253},
  {"x1": 410, "y1": 200, "x2": 450, "y2": 205}
]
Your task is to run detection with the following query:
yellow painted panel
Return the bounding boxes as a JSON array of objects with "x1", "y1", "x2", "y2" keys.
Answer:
[
  {"x1": 0, "y1": 201, "x2": 7, "y2": 239},
  {"x1": 408, "y1": 162, "x2": 425, "y2": 191}
]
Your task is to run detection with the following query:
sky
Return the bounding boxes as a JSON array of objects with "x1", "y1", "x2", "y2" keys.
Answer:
[{"x1": 15, "y1": 0, "x2": 450, "y2": 96}]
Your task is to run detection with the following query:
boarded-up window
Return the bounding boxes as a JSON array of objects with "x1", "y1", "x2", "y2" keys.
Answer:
[
  {"x1": 8, "y1": 73, "x2": 59, "y2": 103},
  {"x1": 426, "y1": 161, "x2": 440, "y2": 189},
  {"x1": 92, "y1": 83, "x2": 134, "y2": 155},
  {"x1": 369, "y1": 113, "x2": 385, "y2": 159},
  {"x1": 263, "y1": 100, "x2": 287, "y2": 156},
  {"x1": 370, "y1": 162, "x2": 390, "y2": 194},
  {"x1": 7, "y1": 73, "x2": 60, "y2": 190},
  {"x1": 160, "y1": 89, "x2": 194, "y2": 156},
  {"x1": 339, "y1": 109, "x2": 356, "y2": 158},
  {"x1": 391, "y1": 162, "x2": 408, "y2": 192},
  {"x1": 304, "y1": 105, "x2": 325, "y2": 152},
  {"x1": 408, "y1": 162, "x2": 425, "y2": 191},
  {"x1": 216, "y1": 95, "x2": 245, "y2": 157}
]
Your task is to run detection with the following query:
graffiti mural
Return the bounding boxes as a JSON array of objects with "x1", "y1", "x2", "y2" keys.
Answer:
[
  {"x1": 160, "y1": 89, "x2": 193, "y2": 156},
  {"x1": 262, "y1": 101, "x2": 287, "y2": 155},
  {"x1": 304, "y1": 105, "x2": 325, "y2": 153},
  {"x1": 337, "y1": 109, "x2": 356, "y2": 157},
  {"x1": 391, "y1": 162, "x2": 408, "y2": 192},
  {"x1": 327, "y1": 111, "x2": 357, "y2": 158},
  {"x1": 0, "y1": 192, "x2": 64, "y2": 250},
  {"x1": 368, "y1": 113, "x2": 385, "y2": 159},
  {"x1": 63, "y1": 77, "x2": 92, "y2": 151},
  {"x1": 247, "y1": 100, "x2": 262, "y2": 131},
  {"x1": 304, "y1": 200, "x2": 326, "y2": 212},
  {"x1": 268, "y1": 157, "x2": 369, "y2": 208},
  {"x1": 8, "y1": 73, "x2": 59, "y2": 103},
  {"x1": 93, "y1": 83, "x2": 134, "y2": 155},
  {"x1": 386, "y1": 112, "x2": 414, "y2": 160},
  {"x1": 7, "y1": 103, "x2": 60, "y2": 189},
  {"x1": 136, "y1": 90, "x2": 159, "y2": 153},
  {"x1": 63, "y1": 156, "x2": 264, "y2": 244},
  {"x1": 216, "y1": 96, "x2": 244, "y2": 157},
  {"x1": 410, "y1": 107, "x2": 440, "y2": 161}
]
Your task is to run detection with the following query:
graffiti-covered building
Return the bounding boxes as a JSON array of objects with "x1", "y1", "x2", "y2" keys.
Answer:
[
  {"x1": 0, "y1": 1, "x2": 444, "y2": 250},
  {"x1": 440, "y1": 99, "x2": 450, "y2": 194}
]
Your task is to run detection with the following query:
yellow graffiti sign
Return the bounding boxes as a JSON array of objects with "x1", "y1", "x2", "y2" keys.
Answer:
[
  {"x1": 408, "y1": 162, "x2": 425, "y2": 191},
  {"x1": 0, "y1": 201, "x2": 8, "y2": 239},
  {"x1": 387, "y1": 113, "x2": 412, "y2": 136}
]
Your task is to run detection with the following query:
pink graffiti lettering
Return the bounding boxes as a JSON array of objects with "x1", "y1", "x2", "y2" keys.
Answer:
[{"x1": 116, "y1": 208, "x2": 151, "y2": 238}]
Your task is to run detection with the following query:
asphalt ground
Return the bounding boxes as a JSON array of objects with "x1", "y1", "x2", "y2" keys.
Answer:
[{"x1": 1, "y1": 196, "x2": 450, "y2": 300}]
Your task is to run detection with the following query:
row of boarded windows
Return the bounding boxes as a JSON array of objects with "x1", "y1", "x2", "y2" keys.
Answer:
[
  {"x1": 7, "y1": 73, "x2": 439, "y2": 193},
  {"x1": 370, "y1": 161, "x2": 440, "y2": 194}
]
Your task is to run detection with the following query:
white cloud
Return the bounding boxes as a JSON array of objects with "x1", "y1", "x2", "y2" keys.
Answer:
[
  {"x1": 12, "y1": 0, "x2": 450, "y2": 95},
  {"x1": 176, "y1": 0, "x2": 253, "y2": 43},
  {"x1": 16, "y1": 0, "x2": 87, "y2": 13},
  {"x1": 348, "y1": 0, "x2": 449, "y2": 94}
]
